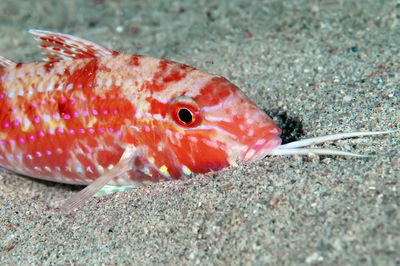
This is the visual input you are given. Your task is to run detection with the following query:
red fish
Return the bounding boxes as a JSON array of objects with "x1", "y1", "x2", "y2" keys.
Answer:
[{"x1": 0, "y1": 30, "x2": 391, "y2": 211}]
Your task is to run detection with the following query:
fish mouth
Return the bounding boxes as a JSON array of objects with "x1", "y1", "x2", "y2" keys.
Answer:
[{"x1": 244, "y1": 136, "x2": 282, "y2": 162}]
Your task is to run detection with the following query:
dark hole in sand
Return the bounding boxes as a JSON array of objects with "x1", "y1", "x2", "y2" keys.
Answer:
[{"x1": 263, "y1": 109, "x2": 304, "y2": 145}]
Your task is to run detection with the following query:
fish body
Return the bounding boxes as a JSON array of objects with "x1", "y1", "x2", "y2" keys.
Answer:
[
  {"x1": 0, "y1": 30, "x2": 281, "y2": 188},
  {"x1": 1, "y1": 30, "x2": 389, "y2": 210}
]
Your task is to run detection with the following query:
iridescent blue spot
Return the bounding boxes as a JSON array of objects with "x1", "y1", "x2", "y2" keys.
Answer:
[
  {"x1": 46, "y1": 150, "x2": 52, "y2": 155},
  {"x1": 34, "y1": 116, "x2": 40, "y2": 123},
  {"x1": 66, "y1": 84, "x2": 73, "y2": 90},
  {"x1": 58, "y1": 127, "x2": 64, "y2": 133},
  {"x1": 39, "y1": 131, "x2": 45, "y2": 137},
  {"x1": 13, "y1": 120, "x2": 20, "y2": 126},
  {"x1": 69, "y1": 129, "x2": 75, "y2": 134},
  {"x1": 92, "y1": 110, "x2": 98, "y2": 115},
  {"x1": 0, "y1": 94, "x2": 4, "y2": 98},
  {"x1": 80, "y1": 128, "x2": 85, "y2": 134},
  {"x1": 73, "y1": 112, "x2": 79, "y2": 118},
  {"x1": 181, "y1": 165, "x2": 193, "y2": 176},
  {"x1": 117, "y1": 130, "x2": 122, "y2": 138},
  {"x1": 141, "y1": 167, "x2": 151, "y2": 176},
  {"x1": 78, "y1": 84, "x2": 83, "y2": 88},
  {"x1": 83, "y1": 111, "x2": 89, "y2": 116},
  {"x1": 63, "y1": 114, "x2": 71, "y2": 119},
  {"x1": 88, "y1": 128, "x2": 94, "y2": 134},
  {"x1": 43, "y1": 114, "x2": 51, "y2": 122},
  {"x1": 53, "y1": 113, "x2": 60, "y2": 120}
]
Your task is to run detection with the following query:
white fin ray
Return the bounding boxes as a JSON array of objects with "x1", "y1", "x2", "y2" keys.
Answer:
[
  {"x1": 58, "y1": 145, "x2": 138, "y2": 212},
  {"x1": 0, "y1": 56, "x2": 17, "y2": 67},
  {"x1": 28, "y1": 29, "x2": 116, "y2": 62}
]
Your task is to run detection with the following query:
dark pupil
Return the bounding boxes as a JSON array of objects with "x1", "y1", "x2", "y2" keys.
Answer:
[{"x1": 178, "y1": 108, "x2": 193, "y2": 123}]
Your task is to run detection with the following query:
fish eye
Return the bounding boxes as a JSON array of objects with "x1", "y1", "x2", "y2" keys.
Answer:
[
  {"x1": 178, "y1": 108, "x2": 193, "y2": 124},
  {"x1": 169, "y1": 97, "x2": 202, "y2": 128}
]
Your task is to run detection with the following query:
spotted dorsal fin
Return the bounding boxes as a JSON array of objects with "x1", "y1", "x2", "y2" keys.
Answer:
[
  {"x1": 0, "y1": 56, "x2": 17, "y2": 67},
  {"x1": 28, "y1": 29, "x2": 118, "y2": 63}
]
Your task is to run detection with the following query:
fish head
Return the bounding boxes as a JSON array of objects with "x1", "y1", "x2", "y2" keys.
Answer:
[{"x1": 166, "y1": 76, "x2": 282, "y2": 175}]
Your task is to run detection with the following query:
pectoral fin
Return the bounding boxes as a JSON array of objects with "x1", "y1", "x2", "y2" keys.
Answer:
[{"x1": 58, "y1": 145, "x2": 138, "y2": 212}]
